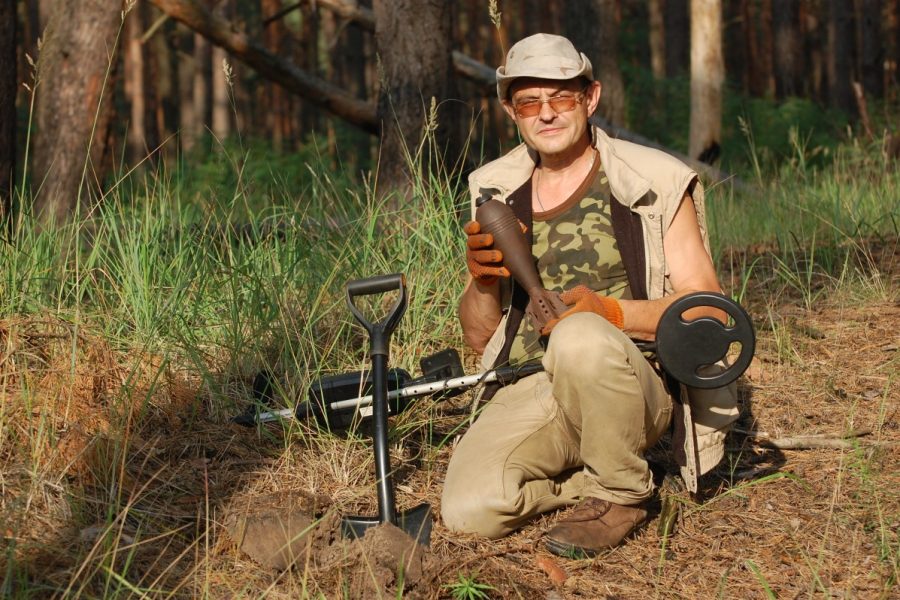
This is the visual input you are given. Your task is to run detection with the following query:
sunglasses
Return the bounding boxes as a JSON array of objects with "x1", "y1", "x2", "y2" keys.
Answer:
[{"x1": 512, "y1": 91, "x2": 586, "y2": 118}]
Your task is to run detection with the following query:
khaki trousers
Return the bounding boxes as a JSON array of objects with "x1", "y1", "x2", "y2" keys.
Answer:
[{"x1": 441, "y1": 312, "x2": 673, "y2": 539}]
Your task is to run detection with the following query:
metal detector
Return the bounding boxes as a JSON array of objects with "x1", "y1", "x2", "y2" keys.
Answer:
[{"x1": 236, "y1": 290, "x2": 755, "y2": 427}]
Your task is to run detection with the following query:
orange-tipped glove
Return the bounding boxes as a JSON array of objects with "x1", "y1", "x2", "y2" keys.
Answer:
[
  {"x1": 541, "y1": 285, "x2": 625, "y2": 335},
  {"x1": 464, "y1": 220, "x2": 510, "y2": 285}
]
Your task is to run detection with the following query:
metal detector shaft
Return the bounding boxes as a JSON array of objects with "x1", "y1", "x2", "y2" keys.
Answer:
[{"x1": 250, "y1": 361, "x2": 546, "y2": 425}]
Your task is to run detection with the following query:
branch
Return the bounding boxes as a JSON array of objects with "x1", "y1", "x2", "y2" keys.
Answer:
[
  {"x1": 304, "y1": 0, "x2": 496, "y2": 90},
  {"x1": 312, "y1": 0, "x2": 374, "y2": 29},
  {"x1": 262, "y1": 2, "x2": 302, "y2": 27},
  {"x1": 733, "y1": 428, "x2": 874, "y2": 450},
  {"x1": 148, "y1": 0, "x2": 377, "y2": 134}
]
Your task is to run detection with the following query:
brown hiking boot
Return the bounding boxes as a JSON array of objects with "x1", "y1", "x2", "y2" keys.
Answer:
[{"x1": 545, "y1": 497, "x2": 648, "y2": 559}]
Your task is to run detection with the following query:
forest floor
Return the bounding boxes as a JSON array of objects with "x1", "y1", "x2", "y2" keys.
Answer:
[{"x1": 1, "y1": 237, "x2": 898, "y2": 599}]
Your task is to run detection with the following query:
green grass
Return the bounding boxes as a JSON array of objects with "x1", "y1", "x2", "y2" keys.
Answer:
[{"x1": 1, "y1": 101, "x2": 898, "y2": 596}]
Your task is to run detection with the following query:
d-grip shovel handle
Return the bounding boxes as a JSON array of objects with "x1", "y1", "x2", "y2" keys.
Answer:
[
  {"x1": 345, "y1": 273, "x2": 407, "y2": 528},
  {"x1": 346, "y1": 273, "x2": 407, "y2": 357}
]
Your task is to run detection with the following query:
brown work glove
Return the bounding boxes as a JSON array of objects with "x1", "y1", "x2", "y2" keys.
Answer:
[
  {"x1": 541, "y1": 285, "x2": 625, "y2": 335},
  {"x1": 464, "y1": 220, "x2": 510, "y2": 285}
]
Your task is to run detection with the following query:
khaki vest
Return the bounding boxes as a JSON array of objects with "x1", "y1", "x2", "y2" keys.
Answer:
[{"x1": 467, "y1": 126, "x2": 739, "y2": 492}]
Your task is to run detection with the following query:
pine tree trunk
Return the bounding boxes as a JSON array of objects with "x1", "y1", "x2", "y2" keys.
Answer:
[
  {"x1": 147, "y1": 15, "x2": 178, "y2": 156},
  {"x1": 649, "y1": 0, "x2": 666, "y2": 80},
  {"x1": 331, "y1": 8, "x2": 370, "y2": 167},
  {"x1": 299, "y1": 3, "x2": 320, "y2": 137},
  {"x1": 888, "y1": 0, "x2": 899, "y2": 100},
  {"x1": 373, "y1": 0, "x2": 455, "y2": 199},
  {"x1": 263, "y1": 0, "x2": 288, "y2": 151},
  {"x1": 857, "y1": 0, "x2": 883, "y2": 98},
  {"x1": 743, "y1": 0, "x2": 764, "y2": 95},
  {"x1": 211, "y1": 44, "x2": 230, "y2": 140},
  {"x1": 665, "y1": 0, "x2": 690, "y2": 77},
  {"x1": 724, "y1": 0, "x2": 747, "y2": 92},
  {"x1": 803, "y1": 0, "x2": 826, "y2": 101},
  {"x1": 193, "y1": 32, "x2": 210, "y2": 145},
  {"x1": 827, "y1": 0, "x2": 856, "y2": 114},
  {"x1": 759, "y1": 0, "x2": 775, "y2": 97},
  {"x1": 689, "y1": 0, "x2": 724, "y2": 163},
  {"x1": 773, "y1": 0, "x2": 803, "y2": 98},
  {"x1": 211, "y1": 1, "x2": 230, "y2": 141},
  {"x1": 124, "y1": 9, "x2": 146, "y2": 161},
  {"x1": 565, "y1": 0, "x2": 626, "y2": 127},
  {"x1": 0, "y1": 0, "x2": 16, "y2": 218},
  {"x1": 32, "y1": 0, "x2": 123, "y2": 223},
  {"x1": 178, "y1": 26, "x2": 197, "y2": 152}
]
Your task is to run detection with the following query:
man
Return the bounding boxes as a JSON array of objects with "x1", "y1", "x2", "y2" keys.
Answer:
[{"x1": 441, "y1": 33, "x2": 738, "y2": 558}]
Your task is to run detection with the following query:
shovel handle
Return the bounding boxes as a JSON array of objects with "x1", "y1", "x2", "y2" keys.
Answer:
[{"x1": 346, "y1": 273, "x2": 407, "y2": 356}]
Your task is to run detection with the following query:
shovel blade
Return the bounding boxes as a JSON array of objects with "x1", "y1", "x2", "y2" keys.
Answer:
[{"x1": 340, "y1": 503, "x2": 433, "y2": 547}]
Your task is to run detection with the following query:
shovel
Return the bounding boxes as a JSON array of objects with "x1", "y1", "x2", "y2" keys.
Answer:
[{"x1": 340, "y1": 273, "x2": 432, "y2": 546}]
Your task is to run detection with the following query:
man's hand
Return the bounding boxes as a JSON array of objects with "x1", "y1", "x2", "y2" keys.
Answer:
[
  {"x1": 465, "y1": 220, "x2": 510, "y2": 285},
  {"x1": 541, "y1": 285, "x2": 624, "y2": 335}
]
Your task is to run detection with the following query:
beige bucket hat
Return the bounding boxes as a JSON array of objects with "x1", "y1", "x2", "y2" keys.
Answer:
[{"x1": 496, "y1": 33, "x2": 594, "y2": 101}]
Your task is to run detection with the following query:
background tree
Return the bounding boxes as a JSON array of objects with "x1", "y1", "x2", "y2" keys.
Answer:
[
  {"x1": 856, "y1": 0, "x2": 883, "y2": 98},
  {"x1": 0, "y1": 0, "x2": 15, "y2": 219},
  {"x1": 665, "y1": 0, "x2": 690, "y2": 78},
  {"x1": 124, "y1": 5, "x2": 147, "y2": 161},
  {"x1": 565, "y1": 0, "x2": 626, "y2": 127},
  {"x1": 372, "y1": 0, "x2": 456, "y2": 197},
  {"x1": 773, "y1": 0, "x2": 803, "y2": 98},
  {"x1": 689, "y1": 0, "x2": 724, "y2": 163},
  {"x1": 31, "y1": 0, "x2": 123, "y2": 223},
  {"x1": 648, "y1": 0, "x2": 666, "y2": 81},
  {"x1": 827, "y1": 0, "x2": 856, "y2": 114}
]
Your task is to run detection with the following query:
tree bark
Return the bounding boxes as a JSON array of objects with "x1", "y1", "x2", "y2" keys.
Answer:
[
  {"x1": 827, "y1": 0, "x2": 856, "y2": 114},
  {"x1": 773, "y1": 0, "x2": 803, "y2": 98},
  {"x1": 298, "y1": 2, "x2": 320, "y2": 136},
  {"x1": 330, "y1": 7, "x2": 370, "y2": 164},
  {"x1": 648, "y1": 0, "x2": 666, "y2": 80},
  {"x1": 124, "y1": 8, "x2": 147, "y2": 160},
  {"x1": 149, "y1": 0, "x2": 378, "y2": 134},
  {"x1": 372, "y1": 0, "x2": 456, "y2": 197},
  {"x1": 192, "y1": 31, "x2": 211, "y2": 145},
  {"x1": 565, "y1": 0, "x2": 626, "y2": 127},
  {"x1": 0, "y1": 0, "x2": 16, "y2": 219},
  {"x1": 147, "y1": 12, "x2": 179, "y2": 153},
  {"x1": 803, "y1": 0, "x2": 826, "y2": 101},
  {"x1": 856, "y1": 0, "x2": 883, "y2": 98},
  {"x1": 32, "y1": 0, "x2": 123, "y2": 223},
  {"x1": 211, "y1": 1, "x2": 230, "y2": 141},
  {"x1": 888, "y1": 0, "x2": 899, "y2": 100},
  {"x1": 724, "y1": 0, "x2": 746, "y2": 92},
  {"x1": 759, "y1": 0, "x2": 775, "y2": 97},
  {"x1": 689, "y1": 0, "x2": 724, "y2": 163},
  {"x1": 742, "y1": 0, "x2": 766, "y2": 96},
  {"x1": 665, "y1": 0, "x2": 690, "y2": 77},
  {"x1": 262, "y1": 0, "x2": 290, "y2": 151},
  {"x1": 177, "y1": 26, "x2": 197, "y2": 152}
]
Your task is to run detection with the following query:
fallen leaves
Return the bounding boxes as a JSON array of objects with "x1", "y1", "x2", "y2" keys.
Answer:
[{"x1": 535, "y1": 554, "x2": 568, "y2": 584}]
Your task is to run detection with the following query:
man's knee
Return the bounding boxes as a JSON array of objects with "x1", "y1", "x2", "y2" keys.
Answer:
[
  {"x1": 441, "y1": 482, "x2": 513, "y2": 540},
  {"x1": 546, "y1": 312, "x2": 628, "y2": 372}
]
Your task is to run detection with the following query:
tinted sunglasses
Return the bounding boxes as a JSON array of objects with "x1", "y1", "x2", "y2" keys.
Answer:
[{"x1": 512, "y1": 91, "x2": 586, "y2": 118}]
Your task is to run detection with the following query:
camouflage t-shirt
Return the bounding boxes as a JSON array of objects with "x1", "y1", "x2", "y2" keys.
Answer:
[{"x1": 508, "y1": 158, "x2": 632, "y2": 363}]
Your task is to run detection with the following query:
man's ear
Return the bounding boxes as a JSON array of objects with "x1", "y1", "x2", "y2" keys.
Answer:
[
  {"x1": 586, "y1": 81, "x2": 602, "y2": 116},
  {"x1": 500, "y1": 100, "x2": 517, "y2": 122}
]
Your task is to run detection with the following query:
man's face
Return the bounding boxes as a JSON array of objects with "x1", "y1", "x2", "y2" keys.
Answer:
[{"x1": 502, "y1": 78, "x2": 602, "y2": 159}]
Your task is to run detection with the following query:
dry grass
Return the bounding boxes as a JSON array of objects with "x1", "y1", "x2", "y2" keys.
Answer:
[{"x1": 1, "y1": 239, "x2": 898, "y2": 599}]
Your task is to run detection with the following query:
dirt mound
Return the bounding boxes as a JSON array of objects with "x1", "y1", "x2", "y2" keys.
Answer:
[
  {"x1": 222, "y1": 489, "x2": 336, "y2": 570},
  {"x1": 222, "y1": 488, "x2": 437, "y2": 598},
  {"x1": 316, "y1": 522, "x2": 436, "y2": 598}
]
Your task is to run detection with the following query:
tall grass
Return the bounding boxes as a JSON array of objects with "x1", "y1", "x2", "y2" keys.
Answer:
[{"x1": 1, "y1": 95, "x2": 897, "y2": 595}]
